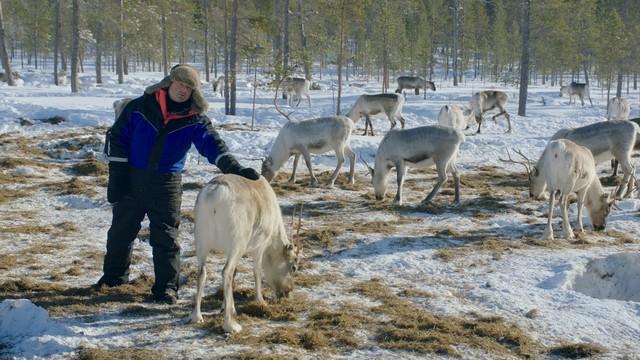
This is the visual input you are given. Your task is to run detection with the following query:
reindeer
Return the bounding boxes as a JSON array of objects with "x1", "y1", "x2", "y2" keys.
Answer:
[
  {"x1": 212, "y1": 76, "x2": 225, "y2": 97},
  {"x1": 113, "y1": 98, "x2": 133, "y2": 119},
  {"x1": 361, "y1": 125, "x2": 464, "y2": 206},
  {"x1": 395, "y1": 76, "x2": 436, "y2": 97},
  {"x1": 560, "y1": 82, "x2": 593, "y2": 106},
  {"x1": 551, "y1": 120, "x2": 639, "y2": 198},
  {"x1": 501, "y1": 141, "x2": 614, "y2": 240},
  {"x1": 607, "y1": 97, "x2": 630, "y2": 120},
  {"x1": 611, "y1": 118, "x2": 640, "y2": 176},
  {"x1": 261, "y1": 116, "x2": 356, "y2": 187},
  {"x1": 437, "y1": 104, "x2": 477, "y2": 130},
  {"x1": 470, "y1": 90, "x2": 511, "y2": 134},
  {"x1": 281, "y1": 77, "x2": 311, "y2": 107},
  {"x1": 190, "y1": 174, "x2": 301, "y2": 334},
  {"x1": 346, "y1": 93, "x2": 406, "y2": 136}
]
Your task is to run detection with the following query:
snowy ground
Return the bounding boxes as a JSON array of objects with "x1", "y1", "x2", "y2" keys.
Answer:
[{"x1": 1, "y1": 67, "x2": 639, "y2": 360}]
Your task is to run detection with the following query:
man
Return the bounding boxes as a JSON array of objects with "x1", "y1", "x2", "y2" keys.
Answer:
[{"x1": 95, "y1": 64, "x2": 259, "y2": 304}]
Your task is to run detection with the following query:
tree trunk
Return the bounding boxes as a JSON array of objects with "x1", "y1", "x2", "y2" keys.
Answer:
[
  {"x1": 616, "y1": 72, "x2": 623, "y2": 98},
  {"x1": 71, "y1": 0, "x2": 80, "y2": 92},
  {"x1": 95, "y1": 2, "x2": 102, "y2": 84},
  {"x1": 296, "y1": 0, "x2": 310, "y2": 80},
  {"x1": 223, "y1": 0, "x2": 230, "y2": 114},
  {"x1": 517, "y1": 0, "x2": 530, "y2": 117},
  {"x1": 203, "y1": 0, "x2": 210, "y2": 82},
  {"x1": 116, "y1": 0, "x2": 124, "y2": 84},
  {"x1": 273, "y1": 0, "x2": 282, "y2": 78},
  {"x1": 336, "y1": 0, "x2": 345, "y2": 115},
  {"x1": 452, "y1": 0, "x2": 459, "y2": 86},
  {"x1": 0, "y1": 0, "x2": 13, "y2": 85},
  {"x1": 229, "y1": 0, "x2": 238, "y2": 115},
  {"x1": 161, "y1": 4, "x2": 168, "y2": 76},
  {"x1": 282, "y1": 0, "x2": 289, "y2": 73},
  {"x1": 53, "y1": 0, "x2": 61, "y2": 85}
]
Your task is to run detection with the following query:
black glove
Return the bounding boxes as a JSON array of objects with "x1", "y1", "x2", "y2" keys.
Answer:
[
  {"x1": 217, "y1": 154, "x2": 260, "y2": 181},
  {"x1": 107, "y1": 162, "x2": 129, "y2": 203},
  {"x1": 238, "y1": 167, "x2": 260, "y2": 180}
]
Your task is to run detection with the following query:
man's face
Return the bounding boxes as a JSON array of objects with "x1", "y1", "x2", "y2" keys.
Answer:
[{"x1": 168, "y1": 81, "x2": 193, "y2": 103}]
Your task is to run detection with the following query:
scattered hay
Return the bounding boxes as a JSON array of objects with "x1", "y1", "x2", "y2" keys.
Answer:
[
  {"x1": 261, "y1": 327, "x2": 330, "y2": 351},
  {"x1": 548, "y1": 342, "x2": 607, "y2": 358},
  {"x1": 344, "y1": 218, "x2": 417, "y2": 235},
  {"x1": 120, "y1": 305, "x2": 167, "y2": 317},
  {"x1": 0, "y1": 188, "x2": 29, "y2": 204},
  {"x1": 70, "y1": 160, "x2": 107, "y2": 176},
  {"x1": 65, "y1": 266, "x2": 84, "y2": 276},
  {"x1": 73, "y1": 347, "x2": 165, "y2": 360},
  {"x1": 294, "y1": 272, "x2": 341, "y2": 288},
  {"x1": 0, "y1": 255, "x2": 17, "y2": 270},
  {"x1": 223, "y1": 350, "x2": 290, "y2": 360},
  {"x1": 59, "y1": 177, "x2": 99, "y2": 197},
  {"x1": 398, "y1": 288, "x2": 433, "y2": 299},
  {"x1": 300, "y1": 228, "x2": 342, "y2": 249},
  {"x1": 0, "y1": 157, "x2": 43, "y2": 169},
  {"x1": 351, "y1": 279, "x2": 540, "y2": 358},
  {"x1": 238, "y1": 293, "x2": 312, "y2": 321}
]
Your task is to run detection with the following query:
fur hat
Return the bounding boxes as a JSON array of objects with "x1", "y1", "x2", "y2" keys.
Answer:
[{"x1": 145, "y1": 64, "x2": 208, "y2": 115}]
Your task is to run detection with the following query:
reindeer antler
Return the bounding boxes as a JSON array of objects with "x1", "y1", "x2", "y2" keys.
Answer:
[
  {"x1": 499, "y1": 148, "x2": 533, "y2": 175},
  {"x1": 358, "y1": 151, "x2": 374, "y2": 175},
  {"x1": 295, "y1": 203, "x2": 303, "y2": 255},
  {"x1": 274, "y1": 77, "x2": 294, "y2": 122}
]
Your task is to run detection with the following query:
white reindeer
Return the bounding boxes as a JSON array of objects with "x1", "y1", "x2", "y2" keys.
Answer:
[
  {"x1": 346, "y1": 93, "x2": 406, "y2": 136},
  {"x1": 560, "y1": 82, "x2": 593, "y2": 106},
  {"x1": 607, "y1": 97, "x2": 630, "y2": 120},
  {"x1": 281, "y1": 77, "x2": 311, "y2": 107},
  {"x1": 502, "y1": 140, "x2": 613, "y2": 240},
  {"x1": 361, "y1": 125, "x2": 464, "y2": 206},
  {"x1": 551, "y1": 120, "x2": 639, "y2": 198},
  {"x1": 470, "y1": 90, "x2": 511, "y2": 133},
  {"x1": 437, "y1": 104, "x2": 477, "y2": 130},
  {"x1": 212, "y1": 76, "x2": 225, "y2": 97},
  {"x1": 395, "y1": 76, "x2": 436, "y2": 96},
  {"x1": 190, "y1": 174, "x2": 300, "y2": 334},
  {"x1": 261, "y1": 116, "x2": 356, "y2": 187}
]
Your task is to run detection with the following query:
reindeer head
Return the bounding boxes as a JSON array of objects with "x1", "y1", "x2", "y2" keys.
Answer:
[
  {"x1": 261, "y1": 157, "x2": 276, "y2": 181},
  {"x1": 262, "y1": 241, "x2": 300, "y2": 298},
  {"x1": 588, "y1": 193, "x2": 614, "y2": 231},
  {"x1": 360, "y1": 152, "x2": 387, "y2": 200}
]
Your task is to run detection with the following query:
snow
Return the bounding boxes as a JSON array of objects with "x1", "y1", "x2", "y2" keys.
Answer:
[{"x1": 1, "y1": 66, "x2": 639, "y2": 359}]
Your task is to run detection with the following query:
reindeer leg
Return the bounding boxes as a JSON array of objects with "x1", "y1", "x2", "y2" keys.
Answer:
[
  {"x1": 362, "y1": 115, "x2": 370, "y2": 136},
  {"x1": 253, "y1": 251, "x2": 266, "y2": 305},
  {"x1": 475, "y1": 116, "x2": 483, "y2": 134},
  {"x1": 345, "y1": 145, "x2": 356, "y2": 185},
  {"x1": 328, "y1": 147, "x2": 345, "y2": 187},
  {"x1": 300, "y1": 148, "x2": 318, "y2": 186},
  {"x1": 449, "y1": 162, "x2": 461, "y2": 205},
  {"x1": 190, "y1": 260, "x2": 207, "y2": 323},
  {"x1": 307, "y1": 94, "x2": 311, "y2": 107},
  {"x1": 394, "y1": 161, "x2": 406, "y2": 205},
  {"x1": 422, "y1": 161, "x2": 448, "y2": 205},
  {"x1": 288, "y1": 154, "x2": 300, "y2": 183},
  {"x1": 398, "y1": 114, "x2": 406, "y2": 129},
  {"x1": 576, "y1": 190, "x2": 587, "y2": 233},
  {"x1": 560, "y1": 194, "x2": 575, "y2": 239},
  {"x1": 222, "y1": 253, "x2": 242, "y2": 333},
  {"x1": 611, "y1": 159, "x2": 619, "y2": 177},
  {"x1": 387, "y1": 111, "x2": 397, "y2": 130},
  {"x1": 543, "y1": 191, "x2": 556, "y2": 240},
  {"x1": 616, "y1": 156, "x2": 634, "y2": 198}
]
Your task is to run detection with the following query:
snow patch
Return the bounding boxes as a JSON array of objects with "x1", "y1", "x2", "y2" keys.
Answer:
[{"x1": 570, "y1": 253, "x2": 640, "y2": 302}]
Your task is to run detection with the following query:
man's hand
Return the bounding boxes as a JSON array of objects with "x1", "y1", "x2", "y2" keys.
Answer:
[{"x1": 238, "y1": 167, "x2": 260, "y2": 181}]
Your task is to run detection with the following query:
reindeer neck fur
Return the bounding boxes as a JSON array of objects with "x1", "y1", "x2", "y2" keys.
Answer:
[{"x1": 268, "y1": 129, "x2": 294, "y2": 170}]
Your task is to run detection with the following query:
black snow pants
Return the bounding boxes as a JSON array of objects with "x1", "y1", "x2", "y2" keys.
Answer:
[{"x1": 102, "y1": 167, "x2": 182, "y2": 297}]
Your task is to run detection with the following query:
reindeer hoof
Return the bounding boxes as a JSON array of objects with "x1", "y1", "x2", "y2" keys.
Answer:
[
  {"x1": 224, "y1": 320, "x2": 242, "y2": 334},
  {"x1": 542, "y1": 231, "x2": 553, "y2": 241},
  {"x1": 190, "y1": 312, "x2": 204, "y2": 324}
]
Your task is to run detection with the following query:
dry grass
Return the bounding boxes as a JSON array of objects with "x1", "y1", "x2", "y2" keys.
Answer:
[
  {"x1": 0, "y1": 187, "x2": 29, "y2": 204},
  {"x1": 70, "y1": 159, "x2": 108, "y2": 176},
  {"x1": 0, "y1": 255, "x2": 17, "y2": 270},
  {"x1": 0, "y1": 275, "x2": 156, "y2": 316},
  {"x1": 73, "y1": 347, "x2": 165, "y2": 360},
  {"x1": 0, "y1": 157, "x2": 44, "y2": 169},
  {"x1": 351, "y1": 279, "x2": 540, "y2": 358},
  {"x1": 294, "y1": 272, "x2": 342, "y2": 288},
  {"x1": 223, "y1": 350, "x2": 290, "y2": 360},
  {"x1": 547, "y1": 342, "x2": 607, "y2": 358}
]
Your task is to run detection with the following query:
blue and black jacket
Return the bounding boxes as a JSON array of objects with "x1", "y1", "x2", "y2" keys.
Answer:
[{"x1": 105, "y1": 89, "x2": 241, "y2": 174}]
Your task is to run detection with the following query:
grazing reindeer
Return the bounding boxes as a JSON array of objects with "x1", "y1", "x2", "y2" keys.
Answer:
[
  {"x1": 113, "y1": 98, "x2": 133, "y2": 119},
  {"x1": 560, "y1": 82, "x2": 593, "y2": 106},
  {"x1": 607, "y1": 97, "x2": 630, "y2": 120},
  {"x1": 470, "y1": 90, "x2": 511, "y2": 133},
  {"x1": 281, "y1": 77, "x2": 311, "y2": 107},
  {"x1": 361, "y1": 125, "x2": 464, "y2": 206},
  {"x1": 212, "y1": 76, "x2": 225, "y2": 97},
  {"x1": 261, "y1": 116, "x2": 356, "y2": 187},
  {"x1": 437, "y1": 104, "x2": 477, "y2": 130},
  {"x1": 395, "y1": 76, "x2": 436, "y2": 96},
  {"x1": 612, "y1": 118, "x2": 640, "y2": 176},
  {"x1": 190, "y1": 174, "x2": 300, "y2": 334},
  {"x1": 501, "y1": 141, "x2": 613, "y2": 240},
  {"x1": 346, "y1": 93, "x2": 406, "y2": 136},
  {"x1": 551, "y1": 120, "x2": 639, "y2": 198}
]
